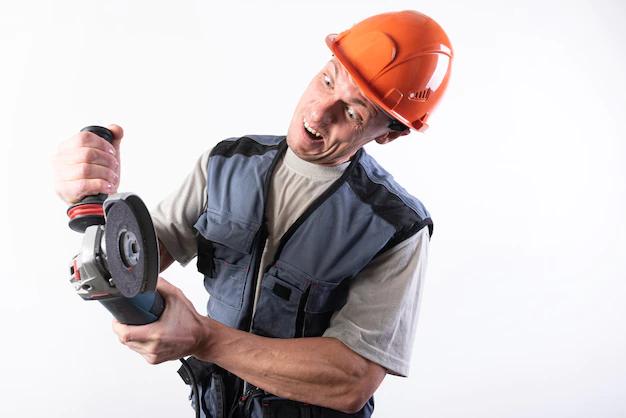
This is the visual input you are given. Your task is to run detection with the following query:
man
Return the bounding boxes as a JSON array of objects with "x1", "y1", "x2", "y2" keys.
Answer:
[{"x1": 53, "y1": 10, "x2": 452, "y2": 418}]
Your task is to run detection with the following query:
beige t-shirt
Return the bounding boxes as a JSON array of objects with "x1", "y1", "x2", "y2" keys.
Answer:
[{"x1": 151, "y1": 146, "x2": 429, "y2": 376}]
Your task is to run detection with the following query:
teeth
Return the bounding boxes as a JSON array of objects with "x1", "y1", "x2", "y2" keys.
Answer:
[{"x1": 304, "y1": 120, "x2": 322, "y2": 138}]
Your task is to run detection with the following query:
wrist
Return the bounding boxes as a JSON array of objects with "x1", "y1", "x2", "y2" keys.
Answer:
[{"x1": 191, "y1": 314, "x2": 221, "y2": 361}]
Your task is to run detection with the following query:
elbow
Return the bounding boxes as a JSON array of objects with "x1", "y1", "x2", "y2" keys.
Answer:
[
  {"x1": 339, "y1": 399, "x2": 367, "y2": 415},
  {"x1": 338, "y1": 385, "x2": 373, "y2": 415},
  {"x1": 328, "y1": 339, "x2": 386, "y2": 414},
  {"x1": 336, "y1": 366, "x2": 380, "y2": 414}
]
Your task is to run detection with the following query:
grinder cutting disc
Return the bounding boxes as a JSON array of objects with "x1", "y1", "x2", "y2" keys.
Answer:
[{"x1": 103, "y1": 193, "x2": 159, "y2": 298}]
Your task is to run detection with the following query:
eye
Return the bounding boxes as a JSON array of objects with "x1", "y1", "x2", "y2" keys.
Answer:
[
  {"x1": 345, "y1": 106, "x2": 363, "y2": 124},
  {"x1": 322, "y1": 73, "x2": 333, "y2": 88}
]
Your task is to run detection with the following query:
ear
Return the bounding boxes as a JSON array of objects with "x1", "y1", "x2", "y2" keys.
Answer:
[{"x1": 374, "y1": 129, "x2": 410, "y2": 144}]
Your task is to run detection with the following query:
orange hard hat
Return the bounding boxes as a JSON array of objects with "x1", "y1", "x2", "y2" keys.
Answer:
[{"x1": 326, "y1": 10, "x2": 453, "y2": 132}]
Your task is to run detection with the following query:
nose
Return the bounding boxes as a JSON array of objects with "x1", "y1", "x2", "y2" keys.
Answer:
[{"x1": 309, "y1": 97, "x2": 341, "y2": 127}]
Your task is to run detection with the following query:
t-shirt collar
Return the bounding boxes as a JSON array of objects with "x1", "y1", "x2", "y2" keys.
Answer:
[{"x1": 284, "y1": 146, "x2": 349, "y2": 180}]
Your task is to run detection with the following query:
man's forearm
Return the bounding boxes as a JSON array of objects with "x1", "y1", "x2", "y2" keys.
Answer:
[
  {"x1": 194, "y1": 317, "x2": 385, "y2": 414},
  {"x1": 152, "y1": 242, "x2": 384, "y2": 412}
]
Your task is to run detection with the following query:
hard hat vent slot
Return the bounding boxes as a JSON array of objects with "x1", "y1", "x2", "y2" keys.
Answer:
[{"x1": 408, "y1": 89, "x2": 431, "y2": 102}]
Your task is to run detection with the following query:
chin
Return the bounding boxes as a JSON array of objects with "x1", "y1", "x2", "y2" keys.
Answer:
[{"x1": 287, "y1": 127, "x2": 322, "y2": 156}]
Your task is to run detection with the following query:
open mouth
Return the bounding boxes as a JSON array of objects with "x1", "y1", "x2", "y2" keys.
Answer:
[{"x1": 303, "y1": 119, "x2": 323, "y2": 141}]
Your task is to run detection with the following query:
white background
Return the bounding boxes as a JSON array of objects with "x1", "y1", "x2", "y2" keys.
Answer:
[{"x1": 1, "y1": 0, "x2": 625, "y2": 417}]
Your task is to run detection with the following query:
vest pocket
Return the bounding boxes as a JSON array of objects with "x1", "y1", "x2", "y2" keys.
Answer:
[
  {"x1": 178, "y1": 357, "x2": 225, "y2": 418},
  {"x1": 303, "y1": 280, "x2": 349, "y2": 337},
  {"x1": 195, "y1": 209, "x2": 258, "y2": 323},
  {"x1": 251, "y1": 272, "x2": 306, "y2": 338},
  {"x1": 200, "y1": 369, "x2": 225, "y2": 418},
  {"x1": 204, "y1": 257, "x2": 247, "y2": 309},
  {"x1": 197, "y1": 235, "x2": 249, "y2": 309}
]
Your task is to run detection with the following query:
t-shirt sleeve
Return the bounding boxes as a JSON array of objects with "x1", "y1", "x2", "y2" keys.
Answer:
[
  {"x1": 151, "y1": 149, "x2": 211, "y2": 266},
  {"x1": 322, "y1": 226, "x2": 430, "y2": 377}
]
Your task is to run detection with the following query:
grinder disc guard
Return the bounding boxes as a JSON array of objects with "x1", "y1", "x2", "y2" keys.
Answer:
[{"x1": 104, "y1": 194, "x2": 159, "y2": 298}]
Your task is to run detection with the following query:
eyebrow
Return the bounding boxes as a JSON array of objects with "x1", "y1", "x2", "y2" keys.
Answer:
[{"x1": 329, "y1": 60, "x2": 377, "y2": 118}]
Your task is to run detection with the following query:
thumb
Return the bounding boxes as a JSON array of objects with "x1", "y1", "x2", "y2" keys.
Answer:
[
  {"x1": 107, "y1": 124, "x2": 124, "y2": 154},
  {"x1": 155, "y1": 276, "x2": 178, "y2": 296}
]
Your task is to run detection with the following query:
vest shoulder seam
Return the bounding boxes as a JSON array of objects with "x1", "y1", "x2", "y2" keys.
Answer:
[
  {"x1": 347, "y1": 158, "x2": 434, "y2": 251},
  {"x1": 210, "y1": 135, "x2": 284, "y2": 158},
  {"x1": 353, "y1": 159, "x2": 428, "y2": 223},
  {"x1": 356, "y1": 157, "x2": 427, "y2": 218}
]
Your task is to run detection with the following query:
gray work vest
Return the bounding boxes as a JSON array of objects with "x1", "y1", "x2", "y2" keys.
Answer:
[{"x1": 187, "y1": 135, "x2": 432, "y2": 418}]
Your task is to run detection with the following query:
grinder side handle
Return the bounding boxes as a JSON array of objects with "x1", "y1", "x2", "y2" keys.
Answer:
[
  {"x1": 67, "y1": 126, "x2": 117, "y2": 232},
  {"x1": 100, "y1": 291, "x2": 165, "y2": 325},
  {"x1": 78, "y1": 126, "x2": 115, "y2": 204}
]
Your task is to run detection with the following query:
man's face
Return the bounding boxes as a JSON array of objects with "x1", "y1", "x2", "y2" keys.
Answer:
[{"x1": 287, "y1": 58, "x2": 398, "y2": 166}]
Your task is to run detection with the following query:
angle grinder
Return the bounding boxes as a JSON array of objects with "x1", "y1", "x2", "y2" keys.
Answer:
[
  {"x1": 67, "y1": 126, "x2": 164, "y2": 325},
  {"x1": 65, "y1": 126, "x2": 201, "y2": 417}
]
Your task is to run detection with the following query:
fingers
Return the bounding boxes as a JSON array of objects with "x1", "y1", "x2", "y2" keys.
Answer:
[
  {"x1": 53, "y1": 152, "x2": 119, "y2": 203},
  {"x1": 112, "y1": 319, "x2": 152, "y2": 344},
  {"x1": 60, "y1": 163, "x2": 118, "y2": 186},
  {"x1": 56, "y1": 179, "x2": 113, "y2": 202},
  {"x1": 59, "y1": 130, "x2": 117, "y2": 156},
  {"x1": 155, "y1": 277, "x2": 188, "y2": 307},
  {"x1": 155, "y1": 276, "x2": 176, "y2": 293},
  {"x1": 53, "y1": 126, "x2": 123, "y2": 204},
  {"x1": 59, "y1": 148, "x2": 119, "y2": 171},
  {"x1": 112, "y1": 320, "x2": 131, "y2": 343},
  {"x1": 110, "y1": 279, "x2": 200, "y2": 365},
  {"x1": 107, "y1": 124, "x2": 124, "y2": 141},
  {"x1": 112, "y1": 321, "x2": 164, "y2": 364},
  {"x1": 107, "y1": 124, "x2": 124, "y2": 154}
]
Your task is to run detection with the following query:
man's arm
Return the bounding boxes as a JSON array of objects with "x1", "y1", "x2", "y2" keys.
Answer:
[
  {"x1": 114, "y1": 278, "x2": 385, "y2": 414},
  {"x1": 121, "y1": 225, "x2": 428, "y2": 413},
  {"x1": 150, "y1": 149, "x2": 210, "y2": 268},
  {"x1": 199, "y1": 228, "x2": 429, "y2": 410},
  {"x1": 323, "y1": 228, "x2": 429, "y2": 377},
  {"x1": 198, "y1": 318, "x2": 385, "y2": 414}
]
